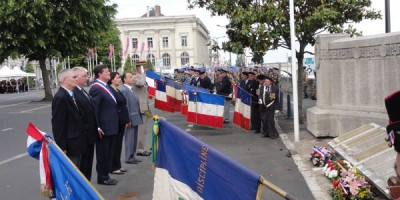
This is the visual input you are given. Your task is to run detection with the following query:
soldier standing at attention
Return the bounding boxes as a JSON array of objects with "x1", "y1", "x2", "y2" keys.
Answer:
[
  {"x1": 258, "y1": 74, "x2": 279, "y2": 139},
  {"x1": 216, "y1": 69, "x2": 232, "y2": 124}
]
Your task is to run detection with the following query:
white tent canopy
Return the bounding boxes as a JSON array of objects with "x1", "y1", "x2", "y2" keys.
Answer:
[{"x1": 0, "y1": 66, "x2": 36, "y2": 78}]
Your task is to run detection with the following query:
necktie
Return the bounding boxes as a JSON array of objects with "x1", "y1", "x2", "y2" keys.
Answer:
[
  {"x1": 71, "y1": 94, "x2": 79, "y2": 110},
  {"x1": 81, "y1": 88, "x2": 90, "y2": 100}
]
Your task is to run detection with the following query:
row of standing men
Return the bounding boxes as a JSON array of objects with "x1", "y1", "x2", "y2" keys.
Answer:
[
  {"x1": 181, "y1": 67, "x2": 280, "y2": 139},
  {"x1": 51, "y1": 63, "x2": 151, "y2": 186}
]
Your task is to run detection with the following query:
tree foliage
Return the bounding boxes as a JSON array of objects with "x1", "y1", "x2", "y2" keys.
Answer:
[
  {"x1": 0, "y1": 0, "x2": 117, "y2": 100},
  {"x1": 188, "y1": 0, "x2": 381, "y2": 122},
  {"x1": 235, "y1": 54, "x2": 245, "y2": 67}
]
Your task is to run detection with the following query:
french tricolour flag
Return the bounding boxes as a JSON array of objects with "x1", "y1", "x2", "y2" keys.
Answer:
[
  {"x1": 152, "y1": 119, "x2": 261, "y2": 200},
  {"x1": 187, "y1": 91, "x2": 224, "y2": 128},
  {"x1": 146, "y1": 70, "x2": 162, "y2": 99},
  {"x1": 182, "y1": 84, "x2": 209, "y2": 116},
  {"x1": 165, "y1": 78, "x2": 177, "y2": 111},
  {"x1": 26, "y1": 123, "x2": 103, "y2": 200},
  {"x1": 174, "y1": 81, "x2": 183, "y2": 112},
  {"x1": 233, "y1": 86, "x2": 251, "y2": 130},
  {"x1": 155, "y1": 80, "x2": 175, "y2": 112}
]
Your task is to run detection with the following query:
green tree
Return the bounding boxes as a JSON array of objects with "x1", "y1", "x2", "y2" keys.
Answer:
[
  {"x1": 235, "y1": 54, "x2": 245, "y2": 67},
  {"x1": 0, "y1": 0, "x2": 117, "y2": 100},
  {"x1": 189, "y1": 0, "x2": 381, "y2": 123},
  {"x1": 124, "y1": 55, "x2": 134, "y2": 72},
  {"x1": 146, "y1": 59, "x2": 154, "y2": 72},
  {"x1": 25, "y1": 62, "x2": 34, "y2": 73}
]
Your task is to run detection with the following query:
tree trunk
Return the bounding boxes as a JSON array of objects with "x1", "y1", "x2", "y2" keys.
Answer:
[
  {"x1": 296, "y1": 52, "x2": 304, "y2": 124},
  {"x1": 39, "y1": 59, "x2": 53, "y2": 101}
]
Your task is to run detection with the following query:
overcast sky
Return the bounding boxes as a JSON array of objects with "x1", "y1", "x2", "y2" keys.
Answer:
[{"x1": 110, "y1": 0, "x2": 400, "y2": 63}]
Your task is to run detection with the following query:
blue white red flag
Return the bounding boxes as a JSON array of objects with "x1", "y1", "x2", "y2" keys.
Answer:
[
  {"x1": 146, "y1": 70, "x2": 162, "y2": 99},
  {"x1": 187, "y1": 91, "x2": 225, "y2": 128},
  {"x1": 165, "y1": 78, "x2": 177, "y2": 110},
  {"x1": 123, "y1": 37, "x2": 129, "y2": 57},
  {"x1": 26, "y1": 123, "x2": 103, "y2": 200},
  {"x1": 181, "y1": 84, "x2": 209, "y2": 116},
  {"x1": 155, "y1": 80, "x2": 175, "y2": 112},
  {"x1": 152, "y1": 119, "x2": 261, "y2": 199},
  {"x1": 174, "y1": 82, "x2": 183, "y2": 111},
  {"x1": 108, "y1": 44, "x2": 114, "y2": 60},
  {"x1": 233, "y1": 86, "x2": 251, "y2": 130},
  {"x1": 140, "y1": 42, "x2": 145, "y2": 57}
]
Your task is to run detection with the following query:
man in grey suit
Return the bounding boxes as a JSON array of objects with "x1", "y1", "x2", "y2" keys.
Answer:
[
  {"x1": 120, "y1": 71, "x2": 143, "y2": 164},
  {"x1": 133, "y1": 61, "x2": 151, "y2": 156}
]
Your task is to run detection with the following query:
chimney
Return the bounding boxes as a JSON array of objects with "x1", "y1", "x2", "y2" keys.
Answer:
[
  {"x1": 155, "y1": 5, "x2": 161, "y2": 17},
  {"x1": 147, "y1": 6, "x2": 150, "y2": 17}
]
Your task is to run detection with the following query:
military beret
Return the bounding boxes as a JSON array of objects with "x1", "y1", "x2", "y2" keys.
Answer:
[
  {"x1": 248, "y1": 72, "x2": 256, "y2": 75},
  {"x1": 242, "y1": 72, "x2": 249, "y2": 76},
  {"x1": 265, "y1": 76, "x2": 274, "y2": 82},
  {"x1": 256, "y1": 74, "x2": 266, "y2": 80},
  {"x1": 218, "y1": 69, "x2": 228, "y2": 73}
]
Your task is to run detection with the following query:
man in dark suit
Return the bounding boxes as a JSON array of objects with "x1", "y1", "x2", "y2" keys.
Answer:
[
  {"x1": 216, "y1": 69, "x2": 232, "y2": 123},
  {"x1": 51, "y1": 69, "x2": 85, "y2": 168},
  {"x1": 89, "y1": 64, "x2": 119, "y2": 185},
  {"x1": 71, "y1": 66, "x2": 99, "y2": 181},
  {"x1": 199, "y1": 70, "x2": 214, "y2": 93},
  {"x1": 239, "y1": 72, "x2": 251, "y2": 92},
  {"x1": 249, "y1": 72, "x2": 261, "y2": 133},
  {"x1": 120, "y1": 71, "x2": 143, "y2": 164},
  {"x1": 258, "y1": 74, "x2": 279, "y2": 139},
  {"x1": 189, "y1": 69, "x2": 201, "y2": 87}
]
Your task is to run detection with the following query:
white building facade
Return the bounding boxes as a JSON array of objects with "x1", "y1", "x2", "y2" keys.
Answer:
[{"x1": 115, "y1": 6, "x2": 211, "y2": 69}]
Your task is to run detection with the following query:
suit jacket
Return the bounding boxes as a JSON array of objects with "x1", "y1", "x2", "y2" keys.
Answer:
[
  {"x1": 216, "y1": 76, "x2": 232, "y2": 96},
  {"x1": 190, "y1": 77, "x2": 201, "y2": 87},
  {"x1": 259, "y1": 84, "x2": 279, "y2": 112},
  {"x1": 52, "y1": 87, "x2": 85, "y2": 155},
  {"x1": 249, "y1": 79, "x2": 260, "y2": 104},
  {"x1": 111, "y1": 88, "x2": 130, "y2": 125},
  {"x1": 119, "y1": 84, "x2": 143, "y2": 126},
  {"x1": 132, "y1": 73, "x2": 150, "y2": 112},
  {"x1": 73, "y1": 87, "x2": 99, "y2": 144},
  {"x1": 239, "y1": 80, "x2": 251, "y2": 92},
  {"x1": 89, "y1": 81, "x2": 119, "y2": 136},
  {"x1": 200, "y1": 76, "x2": 214, "y2": 93}
]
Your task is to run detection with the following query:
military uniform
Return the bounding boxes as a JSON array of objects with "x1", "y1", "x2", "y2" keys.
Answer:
[
  {"x1": 258, "y1": 75, "x2": 279, "y2": 139},
  {"x1": 199, "y1": 72, "x2": 214, "y2": 93},
  {"x1": 216, "y1": 69, "x2": 232, "y2": 123}
]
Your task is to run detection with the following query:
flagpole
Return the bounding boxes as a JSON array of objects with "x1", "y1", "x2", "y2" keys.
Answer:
[
  {"x1": 289, "y1": 0, "x2": 300, "y2": 142},
  {"x1": 259, "y1": 177, "x2": 298, "y2": 200},
  {"x1": 95, "y1": 46, "x2": 98, "y2": 65}
]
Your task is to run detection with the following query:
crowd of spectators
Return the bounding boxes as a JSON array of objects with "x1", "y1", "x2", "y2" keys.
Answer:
[{"x1": 0, "y1": 79, "x2": 28, "y2": 94}]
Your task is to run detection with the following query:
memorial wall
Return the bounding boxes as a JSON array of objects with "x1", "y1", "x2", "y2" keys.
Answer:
[{"x1": 307, "y1": 33, "x2": 400, "y2": 137}]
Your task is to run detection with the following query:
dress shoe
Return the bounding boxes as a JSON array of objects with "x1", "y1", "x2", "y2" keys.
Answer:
[
  {"x1": 262, "y1": 134, "x2": 270, "y2": 138},
  {"x1": 223, "y1": 120, "x2": 230, "y2": 124},
  {"x1": 119, "y1": 168, "x2": 127, "y2": 172},
  {"x1": 136, "y1": 151, "x2": 151, "y2": 156},
  {"x1": 125, "y1": 160, "x2": 140, "y2": 164},
  {"x1": 254, "y1": 130, "x2": 260, "y2": 134},
  {"x1": 270, "y1": 136, "x2": 276, "y2": 140},
  {"x1": 98, "y1": 178, "x2": 118, "y2": 185},
  {"x1": 110, "y1": 170, "x2": 124, "y2": 175}
]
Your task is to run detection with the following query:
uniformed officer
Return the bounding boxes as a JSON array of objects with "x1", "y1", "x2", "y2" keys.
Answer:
[
  {"x1": 199, "y1": 69, "x2": 214, "y2": 93},
  {"x1": 189, "y1": 69, "x2": 201, "y2": 87},
  {"x1": 239, "y1": 72, "x2": 251, "y2": 92},
  {"x1": 249, "y1": 72, "x2": 261, "y2": 133},
  {"x1": 258, "y1": 74, "x2": 279, "y2": 139},
  {"x1": 216, "y1": 69, "x2": 232, "y2": 123}
]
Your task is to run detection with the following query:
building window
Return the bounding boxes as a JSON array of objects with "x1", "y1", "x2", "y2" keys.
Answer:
[
  {"x1": 181, "y1": 36, "x2": 187, "y2": 47},
  {"x1": 162, "y1": 53, "x2": 171, "y2": 67},
  {"x1": 147, "y1": 37, "x2": 153, "y2": 48},
  {"x1": 132, "y1": 54, "x2": 140, "y2": 63},
  {"x1": 181, "y1": 52, "x2": 189, "y2": 66},
  {"x1": 147, "y1": 54, "x2": 155, "y2": 66},
  {"x1": 162, "y1": 37, "x2": 169, "y2": 48},
  {"x1": 132, "y1": 38, "x2": 138, "y2": 49}
]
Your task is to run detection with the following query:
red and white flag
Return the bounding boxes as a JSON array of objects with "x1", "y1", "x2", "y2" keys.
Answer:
[
  {"x1": 233, "y1": 86, "x2": 251, "y2": 130},
  {"x1": 123, "y1": 37, "x2": 129, "y2": 57}
]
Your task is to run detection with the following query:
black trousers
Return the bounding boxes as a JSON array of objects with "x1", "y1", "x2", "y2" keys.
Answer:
[
  {"x1": 79, "y1": 143, "x2": 95, "y2": 181},
  {"x1": 96, "y1": 134, "x2": 116, "y2": 181},
  {"x1": 266, "y1": 109, "x2": 278, "y2": 138},
  {"x1": 251, "y1": 103, "x2": 261, "y2": 131},
  {"x1": 111, "y1": 125, "x2": 125, "y2": 172}
]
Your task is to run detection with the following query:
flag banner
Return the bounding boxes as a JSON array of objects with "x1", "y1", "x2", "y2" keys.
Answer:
[
  {"x1": 182, "y1": 84, "x2": 209, "y2": 116},
  {"x1": 232, "y1": 83, "x2": 238, "y2": 100},
  {"x1": 146, "y1": 70, "x2": 162, "y2": 99},
  {"x1": 187, "y1": 91, "x2": 225, "y2": 128},
  {"x1": 174, "y1": 82, "x2": 183, "y2": 112},
  {"x1": 133, "y1": 40, "x2": 138, "y2": 54},
  {"x1": 140, "y1": 42, "x2": 145, "y2": 58},
  {"x1": 152, "y1": 119, "x2": 261, "y2": 200},
  {"x1": 233, "y1": 86, "x2": 251, "y2": 130},
  {"x1": 165, "y1": 78, "x2": 177, "y2": 110},
  {"x1": 123, "y1": 37, "x2": 129, "y2": 57},
  {"x1": 108, "y1": 44, "x2": 114, "y2": 60},
  {"x1": 155, "y1": 80, "x2": 175, "y2": 112},
  {"x1": 26, "y1": 123, "x2": 104, "y2": 200},
  {"x1": 89, "y1": 48, "x2": 95, "y2": 58}
]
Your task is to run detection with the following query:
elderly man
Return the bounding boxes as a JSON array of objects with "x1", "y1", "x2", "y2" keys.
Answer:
[
  {"x1": 258, "y1": 74, "x2": 279, "y2": 139},
  {"x1": 216, "y1": 69, "x2": 232, "y2": 123},
  {"x1": 71, "y1": 67, "x2": 99, "y2": 181},
  {"x1": 52, "y1": 69, "x2": 85, "y2": 168}
]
